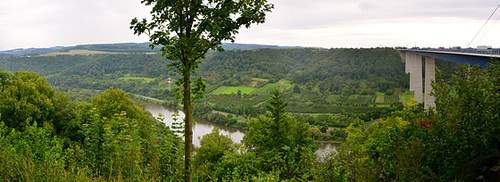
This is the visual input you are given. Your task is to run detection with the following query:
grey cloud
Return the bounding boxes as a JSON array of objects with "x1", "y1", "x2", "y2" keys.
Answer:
[
  {"x1": 1, "y1": 0, "x2": 500, "y2": 50},
  {"x1": 265, "y1": 0, "x2": 500, "y2": 31},
  {"x1": 359, "y1": 2, "x2": 380, "y2": 11}
]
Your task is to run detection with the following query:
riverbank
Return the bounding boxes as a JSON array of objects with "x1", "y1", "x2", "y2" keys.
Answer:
[
  {"x1": 138, "y1": 96, "x2": 339, "y2": 155},
  {"x1": 131, "y1": 94, "x2": 345, "y2": 143},
  {"x1": 131, "y1": 94, "x2": 252, "y2": 128}
]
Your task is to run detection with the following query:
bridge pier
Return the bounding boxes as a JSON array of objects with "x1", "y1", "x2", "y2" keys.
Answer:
[
  {"x1": 398, "y1": 48, "x2": 499, "y2": 109},
  {"x1": 402, "y1": 52, "x2": 435, "y2": 109}
]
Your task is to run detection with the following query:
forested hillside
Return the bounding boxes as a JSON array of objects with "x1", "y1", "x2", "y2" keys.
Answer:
[
  {"x1": 289, "y1": 48, "x2": 407, "y2": 94},
  {"x1": 199, "y1": 48, "x2": 411, "y2": 94},
  {"x1": 0, "y1": 46, "x2": 459, "y2": 118},
  {"x1": 199, "y1": 49, "x2": 296, "y2": 84},
  {"x1": 46, "y1": 54, "x2": 171, "y2": 91},
  {"x1": 0, "y1": 55, "x2": 94, "y2": 76},
  {"x1": 0, "y1": 42, "x2": 296, "y2": 57}
]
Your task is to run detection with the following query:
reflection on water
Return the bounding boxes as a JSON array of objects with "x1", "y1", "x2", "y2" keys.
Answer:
[
  {"x1": 315, "y1": 142, "x2": 340, "y2": 158},
  {"x1": 139, "y1": 99, "x2": 338, "y2": 154},
  {"x1": 316, "y1": 142, "x2": 339, "y2": 152},
  {"x1": 141, "y1": 100, "x2": 245, "y2": 147}
]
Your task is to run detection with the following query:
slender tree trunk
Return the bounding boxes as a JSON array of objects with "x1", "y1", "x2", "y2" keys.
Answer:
[{"x1": 183, "y1": 70, "x2": 193, "y2": 182}]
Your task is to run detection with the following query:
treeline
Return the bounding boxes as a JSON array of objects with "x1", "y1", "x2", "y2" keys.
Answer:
[
  {"x1": 200, "y1": 49, "x2": 295, "y2": 84},
  {"x1": 192, "y1": 103, "x2": 241, "y2": 128},
  {"x1": 0, "y1": 42, "x2": 294, "y2": 57},
  {"x1": 45, "y1": 54, "x2": 174, "y2": 98},
  {"x1": 288, "y1": 48, "x2": 406, "y2": 94},
  {"x1": 48, "y1": 54, "x2": 169, "y2": 82},
  {"x1": 0, "y1": 55, "x2": 95, "y2": 76}
]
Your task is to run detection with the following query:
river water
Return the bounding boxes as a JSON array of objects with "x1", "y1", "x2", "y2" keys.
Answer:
[{"x1": 141, "y1": 100, "x2": 337, "y2": 154}]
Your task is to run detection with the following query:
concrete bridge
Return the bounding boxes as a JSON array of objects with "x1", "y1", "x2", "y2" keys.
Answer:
[{"x1": 398, "y1": 48, "x2": 500, "y2": 109}]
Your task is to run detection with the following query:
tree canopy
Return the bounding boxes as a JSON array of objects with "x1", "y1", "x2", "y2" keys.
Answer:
[
  {"x1": 336, "y1": 60, "x2": 500, "y2": 181},
  {"x1": 130, "y1": 0, "x2": 273, "y2": 181},
  {"x1": 243, "y1": 89, "x2": 316, "y2": 179},
  {"x1": 0, "y1": 69, "x2": 184, "y2": 181},
  {"x1": 0, "y1": 69, "x2": 56, "y2": 131}
]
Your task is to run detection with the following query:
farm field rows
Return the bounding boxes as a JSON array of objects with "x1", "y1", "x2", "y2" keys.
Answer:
[
  {"x1": 210, "y1": 79, "x2": 292, "y2": 95},
  {"x1": 211, "y1": 86, "x2": 256, "y2": 95},
  {"x1": 210, "y1": 81, "x2": 414, "y2": 110}
]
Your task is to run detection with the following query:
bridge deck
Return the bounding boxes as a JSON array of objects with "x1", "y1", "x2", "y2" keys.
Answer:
[{"x1": 399, "y1": 48, "x2": 500, "y2": 68}]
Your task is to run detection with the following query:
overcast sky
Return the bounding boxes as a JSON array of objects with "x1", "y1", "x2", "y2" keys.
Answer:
[{"x1": 1, "y1": 0, "x2": 500, "y2": 51}]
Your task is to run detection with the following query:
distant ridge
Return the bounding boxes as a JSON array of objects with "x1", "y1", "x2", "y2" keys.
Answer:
[
  {"x1": 220, "y1": 43, "x2": 305, "y2": 50},
  {"x1": 0, "y1": 42, "x2": 310, "y2": 57}
]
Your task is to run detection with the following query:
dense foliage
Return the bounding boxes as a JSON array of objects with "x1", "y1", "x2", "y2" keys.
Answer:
[
  {"x1": 0, "y1": 59, "x2": 496, "y2": 181},
  {"x1": 0, "y1": 69, "x2": 183, "y2": 181},
  {"x1": 193, "y1": 89, "x2": 317, "y2": 181},
  {"x1": 0, "y1": 55, "x2": 94, "y2": 76},
  {"x1": 244, "y1": 89, "x2": 317, "y2": 179},
  {"x1": 323, "y1": 61, "x2": 500, "y2": 181}
]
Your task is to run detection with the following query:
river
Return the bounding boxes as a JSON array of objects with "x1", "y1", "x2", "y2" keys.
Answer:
[{"x1": 141, "y1": 100, "x2": 337, "y2": 155}]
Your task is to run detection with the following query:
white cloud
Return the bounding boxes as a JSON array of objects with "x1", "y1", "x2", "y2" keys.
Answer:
[
  {"x1": 234, "y1": 0, "x2": 500, "y2": 48},
  {"x1": 0, "y1": 0, "x2": 150, "y2": 50},
  {"x1": 0, "y1": 0, "x2": 500, "y2": 50}
]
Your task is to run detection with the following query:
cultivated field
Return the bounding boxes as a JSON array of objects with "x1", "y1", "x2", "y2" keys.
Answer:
[
  {"x1": 211, "y1": 79, "x2": 291, "y2": 95},
  {"x1": 46, "y1": 49, "x2": 117, "y2": 55},
  {"x1": 119, "y1": 76, "x2": 155, "y2": 83},
  {"x1": 211, "y1": 86, "x2": 256, "y2": 95}
]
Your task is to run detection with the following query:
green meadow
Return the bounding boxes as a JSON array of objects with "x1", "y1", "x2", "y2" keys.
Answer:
[
  {"x1": 119, "y1": 76, "x2": 155, "y2": 83},
  {"x1": 211, "y1": 86, "x2": 256, "y2": 95},
  {"x1": 211, "y1": 79, "x2": 292, "y2": 95}
]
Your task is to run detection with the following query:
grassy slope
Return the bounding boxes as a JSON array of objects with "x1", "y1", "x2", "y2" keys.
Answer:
[
  {"x1": 119, "y1": 76, "x2": 155, "y2": 83},
  {"x1": 210, "y1": 79, "x2": 292, "y2": 95},
  {"x1": 211, "y1": 86, "x2": 256, "y2": 95},
  {"x1": 400, "y1": 91, "x2": 415, "y2": 106}
]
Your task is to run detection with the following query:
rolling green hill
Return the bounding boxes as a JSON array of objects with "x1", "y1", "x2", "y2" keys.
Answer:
[
  {"x1": 0, "y1": 42, "x2": 302, "y2": 57},
  {"x1": 0, "y1": 43, "x2": 459, "y2": 116}
]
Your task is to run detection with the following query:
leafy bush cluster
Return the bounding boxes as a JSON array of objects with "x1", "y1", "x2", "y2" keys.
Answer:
[
  {"x1": 193, "y1": 89, "x2": 318, "y2": 181},
  {"x1": 321, "y1": 61, "x2": 500, "y2": 181},
  {"x1": 0, "y1": 69, "x2": 183, "y2": 181}
]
